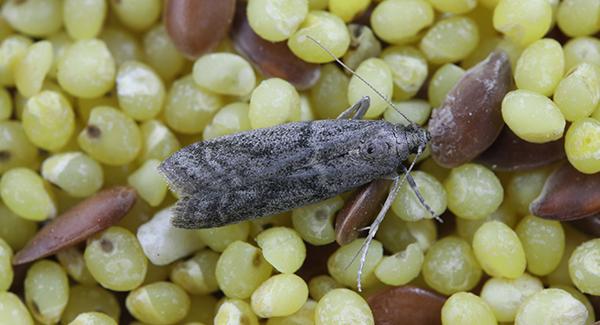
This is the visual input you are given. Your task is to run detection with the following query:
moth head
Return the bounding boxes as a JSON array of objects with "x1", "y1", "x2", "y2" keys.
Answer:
[{"x1": 405, "y1": 124, "x2": 430, "y2": 155}]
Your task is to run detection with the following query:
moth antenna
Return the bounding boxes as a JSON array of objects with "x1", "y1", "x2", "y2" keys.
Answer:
[{"x1": 305, "y1": 35, "x2": 413, "y2": 124}]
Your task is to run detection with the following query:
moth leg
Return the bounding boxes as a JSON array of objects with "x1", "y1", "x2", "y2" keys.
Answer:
[
  {"x1": 353, "y1": 175, "x2": 401, "y2": 291},
  {"x1": 399, "y1": 164, "x2": 442, "y2": 222},
  {"x1": 337, "y1": 96, "x2": 370, "y2": 120}
]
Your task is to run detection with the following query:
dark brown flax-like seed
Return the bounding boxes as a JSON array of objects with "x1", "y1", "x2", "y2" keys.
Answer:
[
  {"x1": 231, "y1": 3, "x2": 321, "y2": 91},
  {"x1": 13, "y1": 186, "x2": 137, "y2": 265},
  {"x1": 367, "y1": 285, "x2": 446, "y2": 325},
  {"x1": 530, "y1": 162, "x2": 600, "y2": 220},
  {"x1": 429, "y1": 50, "x2": 512, "y2": 168},
  {"x1": 477, "y1": 126, "x2": 565, "y2": 171},
  {"x1": 335, "y1": 179, "x2": 391, "y2": 245},
  {"x1": 164, "y1": 0, "x2": 236, "y2": 59}
]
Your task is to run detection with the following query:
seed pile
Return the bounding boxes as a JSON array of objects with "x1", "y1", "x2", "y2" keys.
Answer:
[{"x1": 0, "y1": 0, "x2": 599, "y2": 324}]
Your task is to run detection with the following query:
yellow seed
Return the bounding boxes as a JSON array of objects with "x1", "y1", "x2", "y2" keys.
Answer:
[
  {"x1": 22, "y1": 90, "x2": 75, "y2": 152},
  {"x1": 127, "y1": 159, "x2": 167, "y2": 207},
  {"x1": 480, "y1": 273, "x2": 543, "y2": 322},
  {"x1": 327, "y1": 239, "x2": 383, "y2": 289},
  {"x1": 15, "y1": 40, "x2": 53, "y2": 97},
  {"x1": 256, "y1": 227, "x2": 306, "y2": 274},
  {"x1": 247, "y1": 0, "x2": 308, "y2": 42},
  {"x1": 116, "y1": 60, "x2": 165, "y2": 121},
  {"x1": 473, "y1": 221, "x2": 526, "y2": 279},
  {"x1": 493, "y1": 0, "x2": 553, "y2": 47},
  {"x1": 516, "y1": 215, "x2": 565, "y2": 276},
  {"x1": 0, "y1": 167, "x2": 56, "y2": 221},
  {"x1": 428, "y1": 63, "x2": 465, "y2": 108},
  {"x1": 110, "y1": 0, "x2": 161, "y2": 32},
  {"x1": 371, "y1": 0, "x2": 434, "y2": 45},
  {"x1": 61, "y1": 285, "x2": 120, "y2": 324},
  {"x1": 565, "y1": 118, "x2": 600, "y2": 174},
  {"x1": 315, "y1": 289, "x2": 374, "y2": 325},
  {"x1": 63, "y1": 0, "x2": 107, "y2": 40},
  {"x1": 308, "y1": 275, "x2": 343, "y2": 301},
  {"x1": 515, "y1": 288, "x2": 588, "y2": 324},
  {"x1": 196, "y1": 222, "x2": 250, "y2": 253},
  {"x1": 347, "y1": 58, "x2": 393, "y2": 118},
  {"x1": 24, "y1": 260, "x2": 69, "y2": 324},
  {"x1": 375, "y1": 243, "x2": 424, "y2": 286},
  {"x1": 0, "y1": 292, "x2": 34, "y2": 325},
  {"x1": 554, "y1": 63, "x2": 600, "y2": 122},
  {"x1": 2, "y1": 0, "x2": 62, "y2": 37},
  {"x1": 126, "y1": 282, "x2": 190, "y2": 325},
  {"x1": 251, "y1": 273, "x2": 309, "y2": 317},
  {"x1": 214, "y1": 299, "x2": 259, "y2": 325},
  {"x1": 381, "y1": 46, "x2": 428, "y2": 101},
  {"x1": 419, "y1": 16, "x2": 480, "y2": 65},
  {"x1": 514, "y1": 38, "x2": 565, "y2": 96}
]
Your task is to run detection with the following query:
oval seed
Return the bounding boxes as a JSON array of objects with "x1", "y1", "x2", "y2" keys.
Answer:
[
  {"x1": 370, "y1": 0, "x2": 434, "y2": 45},
  {"x1": 137, "y1": 207, "x2": 205, "y2": 265},
  {"x1": 13, "y1": 186, "x2": 136, "y2": 265},
  {"x1": 266, "y1": 300, "x2": 317, "y2": 325},
  {"x1": 127, "y1": 159, "x2": 167, "y2": 207},
  {"x1": 315, "y1": 289, "x2": 374, "y2": 325},
  {"x1": 139, "y1": 120, "x2": 181, "y2": 162},
  {"x1": 563, "y1": 37, "x2": 600, "y2": 71},
  {"x1": 422, "y1": 236, "x2": 482, "y2": 295},
  {"x1": 126, "y1": 281, "x2": 190, "y2": 325},
  {"x1": 84, "y1": 226, "x2": 148, "y2": 291},
  {"x1": 480, "y1": 273, "x2": 543, "y2": 322},
  {"x1": 0, "y1": 202, "x2": 37, "y2": 251},
  {"x1": 193, "y1": 53, "x2": 256, "y2": 97},
  {"x1": 24, "y1": 260, "x2": 69, "y2": 324},
  {"x1": 15, "y1": 40, "x2": 53, "y2": 97},
  {"x1": 78, "y1": 106, "x2": 142, "y2": 166},
  {"x1": 374, "y1": 243, "x2": 423, "y2": 286},
  {"x1": 170, "y1": 249, "x2": 219, "y2": 295},
  {"x1": 61, "y1": 285, "x2": 120, "y2": 324},
  {"x1": 164, "y1": 75, "x2": 223, "y2": 134},
  {"x1": 555, "y1": 63, "x2": 600, "y2": 122},
  {"x1": 493, "y1": 0, "x2": 553, "y2": 47},
  {"x1": 565, "y1": 118, "x2": 600, "y2": 174},
  {"x1": 310, "y1": 64, "x2": 349, "y2": 119},
  {"x1": 441, "y1": 292, "x2": 496, "y2": 325},
  {"x1": 473, "y1": 221, "x2": 526, "y2": 279},
  {"x1": 556, "y1": 0, "x2": 600, "y2": 37},
  {"x1": 392, "y1": 171, "x2": 447, "y2": 221},
  {"x1": 515, "y1": 288, "x2": 588, "y2": 325},
  {"x1": 376, "y1": 215, "x2": 437, "y2": 253},
  {"x1": 249, "y1": 78, "x2": 300, "y2": 129},
  {"x1": 256, "y1": 227, "x2": 306, "y2": 274},
  {"x1": 215, "y1": 240, "x2": 273, "y2": 299},
  {"x1": 419, "y1": 16, "x2": 480, "y2": 65},
  {"x1": 343, "y1": 24, "x2": 382, "y2": 72},
  {"x1": 0, "y1": 167, "x2": 56, "y2": 222},
  {"x1": 109, "y1": 0, "x2": 161, "y2": 31},
  {"x1": 347, "y1": 58, "x2": 393, "y2": 118},
  {"x1": 514, "y1": 38, "x2": 565, "y2": 96},
  {"x1": 327, "y1": 239, "x2": 382, "y2": 289},
  {"x1": 287, "y1": 10, "x2": 351, "y2": 64},
  {"x1": 22, "y1": 90, "x2": 75, "y2": 152},
  {"x1": 143, "y1": 24, "x2": 185, "y2": 82},
  {"x1": 0, "y1": 238, "x2": 12, "y2": 291},
  {"x1": 308, "y1": 275, "x2": 343, "y2": 301},
  {"x1": 247, "y1": 0, "x2": 308, "y2": 42},
  {"x1": 251, "y1": 273, "x2": 308, "y2": 318},
  {"x1": 57, "y1": 39, "x2": 115, "y2": 98},
  {"x1": 516, "y1": 215, "x2": 565, "y2": 276},
  {"x1": 56, "y1": 247, "x2": 96, "y2": 285},
  {"x1": 428, "y1": 63, "x2": 465, "y2": 108},
  {"x1": 68, "y1": 312, "x2": 116, "y2": 325},
  {"x1": 41, "y1": 152, "x2": 103, "y2": 198},
  {"x1": 569, "y1": 238, "x2": 600, "y2": 295},
  {"x1": 203, "y1": 102, "x2": 252, "y2": 140},
  {"x1": 2, "y1": 0, "x2": 62, "y2": 37},
  {"x1": 444, "y1": 164, "x2": 503, "y2": 220},
  {"x1": 0, "y1": 292, "x2": 34, "y2": 325},
  {"x1": 63, "y1": 0, "x2": 106, "y2": 40},
  {"x1": 214, "y1": 299, "x2": 259, "y2": 325},
  {"x1": 116, "y1": 60, "x2": 165, "y2": 121},
  {"x1": 196, "y1": 222, "x2": 250, "y2": 253}
]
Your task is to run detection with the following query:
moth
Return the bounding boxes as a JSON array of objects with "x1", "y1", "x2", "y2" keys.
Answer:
[{"x1": 158, "y1": 37, "x2": 435, "y2": 290}]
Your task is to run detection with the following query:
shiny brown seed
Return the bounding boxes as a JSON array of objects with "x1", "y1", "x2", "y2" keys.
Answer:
[
  {"x1": 231, "y1": 4, "x2": 320, "y2": 90},
  {"x1": 429, "y1": 50, "x2": 512, "y2": 168},
  {"x1": 296, "y1": 243, "x2": 339, "y2": 282},
  {"x1": 13, "y1": 186, "x2": 137, "y2": 265},
  {"x1": 477, "y1": 126, "x2": 565, "y2": 171},
  {"x1": 335, "y1": 179, "x2": 391, "y2": 245},
  {"x1": 367, "y1": 285, "x2": 446, "y2": 325},
  {"x1": 530, "y1": 162, "x2": 600, "y2": 221},
  {"x1": 570, "y1": 214, "x2": 600, "y2": 238},
  {"x1": 164, "y1": 0, "x2": 236, "y2": 59}
]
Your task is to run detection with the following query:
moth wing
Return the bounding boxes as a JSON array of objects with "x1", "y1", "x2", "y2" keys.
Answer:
[{"x1": 159, "y1": 120, "x2": 370, "y2": 196}]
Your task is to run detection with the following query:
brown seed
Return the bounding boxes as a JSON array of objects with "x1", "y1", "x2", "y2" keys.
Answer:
[
  {"x1": 429, "y1": 50, "x2": 512, "y2": 168},
  {"x1": 13, "y1": 186, "x2": 137, "y2": 265},
  {"x1": 296, "y1": 242, "x2": 339, "y2": 282},
  {"x1": 530, "y1": 162, "x2": 600, "y2": 220},
  {"x1": 367, "y1": 285, "x2": 446, "y2": 325},
  {"x1": 231, "y1": 4, "x2": 321, "y2": 90},
  {"x1": 335, "y1": 179, "x2": 391, "y2": 245},
  {"x1": 570, "y1": 214, "x2": 600, "y2": 237},
  {"x1": 477, "y1": 126, "x2": 565, "y2": 172},
  {"x1": 164, "y1": 0, "x2": 236, "y2": 59}
]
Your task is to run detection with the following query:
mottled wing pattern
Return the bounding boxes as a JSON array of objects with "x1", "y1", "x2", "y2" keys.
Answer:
[{"x1": 159, "y1": 120, "x2": 379, "y2": 194}]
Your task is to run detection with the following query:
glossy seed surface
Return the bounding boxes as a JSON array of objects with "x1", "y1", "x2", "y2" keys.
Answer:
[{"x1": 367, "y1": 286, "x2": 445, "y2": 325}]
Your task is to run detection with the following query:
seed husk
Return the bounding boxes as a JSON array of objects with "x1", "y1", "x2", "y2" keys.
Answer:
[{"x1": 13, "y1": 186, "x2": 137, "y2": 265}]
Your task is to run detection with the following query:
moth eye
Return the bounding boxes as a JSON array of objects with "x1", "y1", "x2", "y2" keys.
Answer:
[{"x1": 361, "y1": 140, "x2": 390, "y2": 160}]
